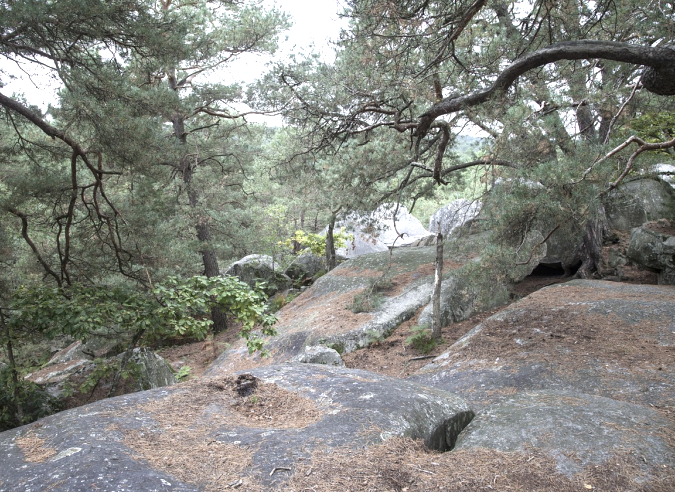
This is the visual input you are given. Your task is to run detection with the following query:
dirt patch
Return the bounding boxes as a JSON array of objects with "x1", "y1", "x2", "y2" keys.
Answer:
[
  {"x1": 645, "y1": 219, "x2": 675, "y2": 236},
  {"x1": 343, "y1": 306, "x2": 504, "y2": 378},
  {"x1": 15, "y1": 428, "x2": 57, "y2": 463},
  {"x1": 330, "y1": 267, "x2": 382, "y2": 278},
  {"x1": 448, "y1": 284, "x2": 675, "y2": 388},
  {"x1": 285, "y1": 436, "x2": 674, "y2": 491},
  {"x1": 276, "y1": 289, "x2": 374, "y2": 337},
  {"x1": 136, "y1": 375, "x2": 322, "y2": 430},
  {"x1": 155, "y1": 321, "x2": 246, "y2": 379}
]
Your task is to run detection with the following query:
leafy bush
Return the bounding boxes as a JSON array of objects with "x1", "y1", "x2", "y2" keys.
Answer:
[
  {"x1": 7, "y1": 275, "x2": 278, "y2": 356},
  {"x1": 282, "y1": 228, "x2": 353, "y2": 257},
  {"x1": 348, "y1": 291, "x2": 384, "y2": 313}
]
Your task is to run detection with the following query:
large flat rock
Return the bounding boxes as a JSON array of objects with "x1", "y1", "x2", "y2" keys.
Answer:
[
  {"x1": 455, "y1": 390, "x2": 675, "y2": 480},
  {"x1": 411, "y1": 280, "x2": 675, "y2": 410},
  {"x1": 0, "y1": 364, "x2": 472, "y2": 491}
]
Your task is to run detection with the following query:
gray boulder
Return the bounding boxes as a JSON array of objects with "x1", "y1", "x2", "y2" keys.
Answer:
[
  {"x1": 25, "y1": 348, "x2": 175, "y2": 399},
  {"x1": 284, "y1": 252, "x2": 325, "y2": 281},
  {"x1": 411, "y1": 280, "x2": 675, "y2": 411},
  {"x1": 224, "y1": 254, "x2": 291, "y2": 296},
  {"x1": 454, "y1": 390, "x2": 675, "y2": 478},
  {"x1": 604, "y1": 178, "x2": 675, "y2": 231},
  {"x1": 0, "y1": 364, "x2": 473, "y2": 490},
  {"x1": 207, "y1": 233, "x2": 525, "y2": 375},
  {"x1": 428, "y1": 198, "x2": 481, "y2": 237},
  {"x1": 292, "y1": 345, "x2": 344, "y2": 366},
  {"x1": 123, "y1": 348, "x2": 175, "y2": 391},
  {"x1": 627, "y1": 223, "x2": 675, "y2": 284},
  {"x1": 335, "y1": 204, "x2": 431, "y2": 258}
]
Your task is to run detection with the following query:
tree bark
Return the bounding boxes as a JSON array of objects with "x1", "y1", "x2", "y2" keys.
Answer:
[
  {"x1": 325, "y1": 214, "x2": 337, "y2": 272},
  {"x1": 2, "y1": 314, "x2": 23, "y2": 424},
  {"x1": 431, "y1": 231, "x2": 444, "y2": 340},
  {"x1": 174, "y1": 117, "x2": 227, "y2": 334}
]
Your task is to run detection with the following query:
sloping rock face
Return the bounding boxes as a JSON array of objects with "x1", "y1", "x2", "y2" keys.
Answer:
[
  {"x1": 428, "y1": 198, "x2": 481, "y2": 237},
  {"x1": 0, "y1": 364, "x2": 473, "y2": 491},
  {"x1": 410, "y1": 280, "x2": 675, "y2": 481},
  {"x1": 412, "y1": 280, "x2": 675, "y2": 409},
  {"x1": 455, "y1": 390, "x2": 675, "y2": 477},
  {"x1": 205, "y1": 238, "x2": 532, "y2": 375}
]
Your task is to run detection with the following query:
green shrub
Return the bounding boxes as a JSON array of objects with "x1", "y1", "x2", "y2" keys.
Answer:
[{"x1": 405, "y1": 325, "x2": 439, "y2": 354}]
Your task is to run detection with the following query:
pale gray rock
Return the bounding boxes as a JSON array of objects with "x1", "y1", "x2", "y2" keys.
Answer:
[
  {"x1": 604, "y1": 178, "x2": 675, "y2": 231},
  {"x1": 0, "y1": 364, "x2": 474, "y2": 490},
  {"x1": 293, "y1": 345, "x2": 344, "y2": 366},
  {"x1": 428, "y1": 199, "x2": 481, "y2": 237},
  {"x1": 627, "y1": 225, "x2": 675, "y2": 284},
  {"x1": 335, "y1": 204, "x2": 431, "y2": 258}
]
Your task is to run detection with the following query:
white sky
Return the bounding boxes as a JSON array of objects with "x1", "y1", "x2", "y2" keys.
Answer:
[{"x1": 0, "y1": 0, "x2": 348, "y2": 114}]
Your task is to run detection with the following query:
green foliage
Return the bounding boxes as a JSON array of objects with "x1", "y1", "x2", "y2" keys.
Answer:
[
  {"x1": 405, "y1": 325, "x2": 439, "y2": 354},
  {"x1": 7, "y1": 275, "x2": 277, "y2": 356},
  {"x1": 267, "y1": 290, "x2": 300, "y2": 313},
  {"x1": 347, "y1": 277, "x2": 393, "y2": 313},
  {"x1": 174, "y1": 365, "x2": 192, "y2": 382},
  {"x1": 630, "y1": 113, "x2": 675, "y2": 159},
  {"x1": 364, "y1": 329, "x2": 384, "y2": 345},
  {"x1": 0, "y1": 366, "x2": 60, "y2": 432},
  {"x1": 283, "y1": 228, "x2": 352, "y2": 257},
  {"x1": 79, "y1": 358, "x2": 141, "y2": 396}
]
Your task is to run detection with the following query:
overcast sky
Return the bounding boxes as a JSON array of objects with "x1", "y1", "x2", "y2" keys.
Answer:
[{"x1": 0, "y1": 0, "x2": 348, "y2": 112}]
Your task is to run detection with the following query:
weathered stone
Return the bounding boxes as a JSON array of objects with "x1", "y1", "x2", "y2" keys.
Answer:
[
  {"x1": 411, "y1": 280, "x2": 675, "y2": 411},
  {"x1": 335, "y1": 204, "x2": 431, "y2": 258},
  {"x1": 428, "y1": 198, "x2": 481, "y2": 237},
  {"x1": 25, "y1": 359, "x2": 92, "y2": 398},
  {"x1": 0, "y1": 364, "x2": 473, "y2": 490},
  {"x1": 122, "y1": 348, "x2": 175, "y2": 391},
  {"x1": 627, "y1": 225, "x2": 675, "y2": 284},
  {"x1": 284, "y1": 252, "x2": 325, "y2": 281},
  {"x1": 224, "y1": 254, "x2": 291, "y2": 296},
  {"x1": 207, "y1": 236, "x2": 513, "y2": 375},
  {"x1": 292, "y1": 345, "x2": 344, "y2": 366},
  {"x1": 454, "y1": 390, "x2": 675, "y2": 478},
  {"x1": 604, "y1": 178, "x2": 675, "y2": 231}
]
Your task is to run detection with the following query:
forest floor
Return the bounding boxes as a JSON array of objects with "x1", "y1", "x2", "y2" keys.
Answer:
[
  {"x1": 158, "y1": 270, "x2": 649, "y2": 380},
  {"x1": 149, "y1": 272, "x2": 675, "y2": 492}
]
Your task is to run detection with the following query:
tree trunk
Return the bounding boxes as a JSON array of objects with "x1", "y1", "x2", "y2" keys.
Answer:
[
  {"x1": 431, "y1": 231, "x2": 444, "y2": 340},
  {"x1": 174, "y1": 117, "x2": 227, "y2": 334},
  {"x1": 326, "y1": 214, "x2": 337, "y2": 271},
  {"x1": 2, "y1": 315, "x2": 23, "y2": 423},
  {"x1": 574, "y1": 205, "x2": 607, "y2": 279}
]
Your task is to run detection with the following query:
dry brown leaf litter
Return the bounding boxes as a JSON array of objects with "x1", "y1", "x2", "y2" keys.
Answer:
[
  {"x1": 122, "y1": 375, "x2": 322, "y2": 491},
  {"x1": 285, "y1": 436, "x2": 675, "y2": 492},
  {"x1": 15, "y1": 428, "x2": 57, "y2": 463}
]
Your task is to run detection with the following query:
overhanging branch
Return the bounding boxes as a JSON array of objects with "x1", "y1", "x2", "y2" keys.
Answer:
[{"x1": 416, "y1": 41, "x2": 675, "y2": 139}]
